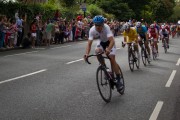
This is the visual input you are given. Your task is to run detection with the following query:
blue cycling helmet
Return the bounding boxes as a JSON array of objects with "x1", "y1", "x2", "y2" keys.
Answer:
[{"x1": 93, "y1": 15, "x2": 104, "y2": 25}]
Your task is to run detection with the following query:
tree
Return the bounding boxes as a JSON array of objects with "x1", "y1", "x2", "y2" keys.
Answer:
[
  {"x1": 151, "y1": 0, "x2": 175, "y2": 22},
  {"x1": 122, "y1": 0, "x2": 150, "y2": 20},
  {"x1": 97, "y1": 0, "x2": 134, "y2": 21},
  {"x1": 16, "y1": 0, "x2": 48, "y2": 4}
]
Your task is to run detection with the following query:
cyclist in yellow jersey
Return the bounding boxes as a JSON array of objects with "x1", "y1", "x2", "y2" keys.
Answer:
[{"x1": 122, "y1": 23, "x2": 139, "y2": 52}]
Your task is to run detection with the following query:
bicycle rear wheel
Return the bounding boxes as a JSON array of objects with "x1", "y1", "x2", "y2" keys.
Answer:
[
  {"x1": 96, "y1": 66, "x2": 112, "y2": 103},
  {"x1": 128, "y1": 50, "x2": 134, "y2": 72},
  {"x1": 141, "y1": 47, "x2": 147, "y2": 66},
  {"x1": 151, "y1": 45, "x2": 156, "y2": 60},
  {"x1": 164, "y1": 39, "x2": 167, "y2": 53},
  {"x1": 135, "y1": 51, "x2": 140, "y2": 69},
  {"x1": 117, "y1": 64, "x2": 125, "y2": 95}
]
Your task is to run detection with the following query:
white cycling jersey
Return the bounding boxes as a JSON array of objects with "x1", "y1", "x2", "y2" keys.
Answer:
[
  {"x1": 159, "y1": 29, "x2": 169, "y2": 38},
  {"x1": 88, "y1": 24, "x2": 113, "y2": 42},
  {"x1": 88, "y1": 24, "x2": 116, "y2": 55}
]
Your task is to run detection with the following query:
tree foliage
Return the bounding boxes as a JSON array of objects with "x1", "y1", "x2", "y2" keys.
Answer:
[
  {"x1": 97, "y1": 0, "x2": 134, "y2": 21},
  {"x1": 0, "y1": 0, "x2": 178, "y2": 22}
]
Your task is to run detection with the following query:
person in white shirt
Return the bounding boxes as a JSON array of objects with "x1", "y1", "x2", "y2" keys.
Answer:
[
  {"x1": 84, "y1": 15, "x2": 124, "y2": 92},
  {"x1": 159, "y1": 25, "x2": 169, "y2": 48}
]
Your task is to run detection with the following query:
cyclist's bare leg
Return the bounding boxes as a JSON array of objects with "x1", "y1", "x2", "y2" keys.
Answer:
[
  {"x1": 154, "y1": 41, "x2": 158, "y2": 53},
  {"x1": 109, "y1": 54, "x2": 124, "y2": 91},
  {"x1": 135, "y1": 44, "x2": 139, "y2": 52},
  {"x1": 95, "y1": 48, "x2": 105, "y2": 65},
  {"x1": 127, "y1": 43, "x2": 131, "y2": 52},
  {"x1": 138, "y1": 38, "x2": 143, "y2": 48},
  {"x1": 145, "y1": 40, "x2": 150, "y2": 55},
  {"x1": 109, "y1": 55, "x2": 120, "y2": 75}
]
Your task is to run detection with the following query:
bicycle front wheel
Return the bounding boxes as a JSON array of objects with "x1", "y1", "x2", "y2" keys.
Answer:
[
  {"x1": 96, "y1": 66, "x2": 112, "y2": 103},
  {"x1": 141, "y1": 47, "x2": 147, "y2": 66},
  {"x1": 128, "y1": 50, "x2": 134, "y2": 72},
  {"x1": 152, "y1": 46, "x2": 157, "y2": 60},
  {"x1": 117, "y1": 64, "x2": 125, "y2": 95},
  {"x1": 135, "y1": 51, "x2": 140, "y2": 69}
]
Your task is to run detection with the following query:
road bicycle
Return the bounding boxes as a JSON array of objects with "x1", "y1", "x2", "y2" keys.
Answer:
[
  {"x1": 149, "y1": 38, "x2": 158, "y2": 60},
  {"x1": 127, "y1": 42, "x2": 140, "y2": 72},
  {"x1": 140, "y1": 39, "x2": 151, "y2": 66},
  {"x1": 85, "y1": 52, "x2": 125, "y2": 103},
  {"x1": 162, "y1": 36, "x2": 169, "y2": 53}
]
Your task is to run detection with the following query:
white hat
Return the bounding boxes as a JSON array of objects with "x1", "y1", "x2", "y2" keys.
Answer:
[{"x1": 178, "y1": 20, "x2": 180, "y2": 24}]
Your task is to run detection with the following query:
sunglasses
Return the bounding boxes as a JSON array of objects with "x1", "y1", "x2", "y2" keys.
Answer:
[{"x1": 95, "y1": 24, "x2": 103, "y2": 27}]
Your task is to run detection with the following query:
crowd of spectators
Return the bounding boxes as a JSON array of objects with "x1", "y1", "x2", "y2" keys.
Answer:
[{"x1": 0, "y1": 10, "x2": 125, "y2": 50}]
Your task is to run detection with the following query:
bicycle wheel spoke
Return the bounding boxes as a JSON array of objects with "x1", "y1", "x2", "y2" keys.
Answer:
[
  {"x1": 128, "y1": 52, "x2": 134, "y2": 71},
  {"x1": 141, "y1": 49, "x2": 146, "y2": 66},
  {"x1": 96, "y1": 67, "x2": 112, "y2": 102}
]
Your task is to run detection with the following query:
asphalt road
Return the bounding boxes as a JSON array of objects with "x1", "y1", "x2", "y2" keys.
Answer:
[{"x1": 0, "y1": 36, "x2": 180, "y2": 120}]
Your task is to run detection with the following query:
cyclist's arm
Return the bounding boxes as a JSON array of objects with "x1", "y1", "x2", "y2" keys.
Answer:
[
  {"x1": 145, "y1": 32, "x2": 149, "y2": 41},
  {"x1": 155, "y1": 28, "x2": 159, "y2": 39},
  {"x1": 133, "y1": 29, "x2": 138, "y2": 43},
  {"x1": 122, "y1": 31, "x2": 127, "y2": 43},
  {"x1": 123, "y1": 36, "x2": 127, "y2": 43},
  {"x1": 85, "y1": 40, "x2": 93, "y2": 56},
  {"x1": 85, "y1": 28, "x2": 94, "y2": 56},
  {"x1": 143, "y1": 26, "x2": 149, "y2": 41},
  {"x1": 107, "y1": 36, "x2": 115, "y2": 52}
]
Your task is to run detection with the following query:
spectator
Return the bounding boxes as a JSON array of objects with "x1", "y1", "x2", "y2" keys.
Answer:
[
  {"x1": 54, "y1": 10, "x2": 60, "y2": 21},
  {"x1": 22, "y1": 32, "x2": 31, "y2": 49},
  {"x1": 71, "y1": 18, "x2": 76, "y2": 42},
  {"x1": 59, "y1": 20, "x2": 65, "y2": 44},
  {"x1": 0, "y1": 15, "x2": 8, "y2": 49},
  {"x1": 45, "y1": 20, "x2": 54, "y2": 46},
  {"x1": 54, "y1": 21, "x2": 60, "y2": 44},
  {"x1": 9, "y1": 19, "x2": 18, "y2": 48},
  {"x1": 16, "y1": 16, "x2": 23, "y2": 47},
  {"x1": 76, "y1": 17, "x2": 84, "y2": 40},
  {"x1": 15, "y1": 10, "x2": 19, "y2": 20},
  {"x1": 30, "y1": 20, "x2": 37, "y2": 48}
]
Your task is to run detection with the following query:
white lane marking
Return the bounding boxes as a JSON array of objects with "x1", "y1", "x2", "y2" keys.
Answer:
[
  {"x1": 34, "y1": 48, "x2": 46, "y2": 50},
  {"x1": 0, "y1": 69, "x2": 47, "y2": 85},
  {"x1": 149, "y1": 101, "x2": 164, "y2": 120},
  {"x1": 66, "y1": 48, "x2": 120, "y2": 65},
  {"x1": 50, "y1": 45, "x2": 71, "y2": 49},
  {"x1": 165, "y1": 70, "x2": 177, "y2": 87},
  {"x1": 3, "y1": 51, "x2": 38, "y2": 57},
  {"x1": 66, "y1": 58, "x2": 84, "y2": 65},
  {"x1": 176, "y1": 58, "x2": 180, "y2": 66},
  {"x1": 78, "y1": 42, "x2": 87, "y2": 45}
]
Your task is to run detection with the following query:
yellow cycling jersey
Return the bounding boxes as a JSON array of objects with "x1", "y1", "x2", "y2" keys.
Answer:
[{"x1": 123, "y1": 28, "x2": 138, "y2": 43}]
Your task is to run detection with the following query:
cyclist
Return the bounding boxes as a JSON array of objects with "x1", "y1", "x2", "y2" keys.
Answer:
[
  {"x1": 176, "y1": 22, "x2": 180, "y2": 37},
  {"x1": 135, "y1": 22, "x2": 151, "y2": 59},
  {"x1": 84, "y1": 15, "x2": 124, "y2": 92},
  {"x1": 159, "y1": 25, "x2": 169, "y2": 48},
  {"x1": 165, "y1": 22, "x2": 171, "y2": 35},
  {"x1": 122, "y1": 23, "x2": 139, "y2": 53},
  {"x1": 171, "y1": 24, "x2": 177, "y2": 38},
  {"x1": 148, "y1": 24, "x2": 159, "y2": 54}
]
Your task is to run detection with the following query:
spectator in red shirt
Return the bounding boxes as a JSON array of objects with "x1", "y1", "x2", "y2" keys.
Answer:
[{"x1": 30, "y1": 20, "x2": 37, "y2": 48}]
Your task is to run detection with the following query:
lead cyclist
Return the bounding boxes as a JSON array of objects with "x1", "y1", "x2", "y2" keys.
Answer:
[{"x1": 84, "y1": 15, "x2": 124, "y2": 92}]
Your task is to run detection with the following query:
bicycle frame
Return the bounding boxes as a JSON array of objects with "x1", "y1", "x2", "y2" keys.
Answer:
[
  {"x1": 149, "y1": 38, "x2": 157, "y2": 59},
  {"x1": 141, "y1": 38, "x2": 151, "y2": 65},
  {"x1": 162, "y1": 36, "x2": 168, "y2": 53},
  {"x1": 85, "y1": 52, "x2": 114, "y2": 80}
]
